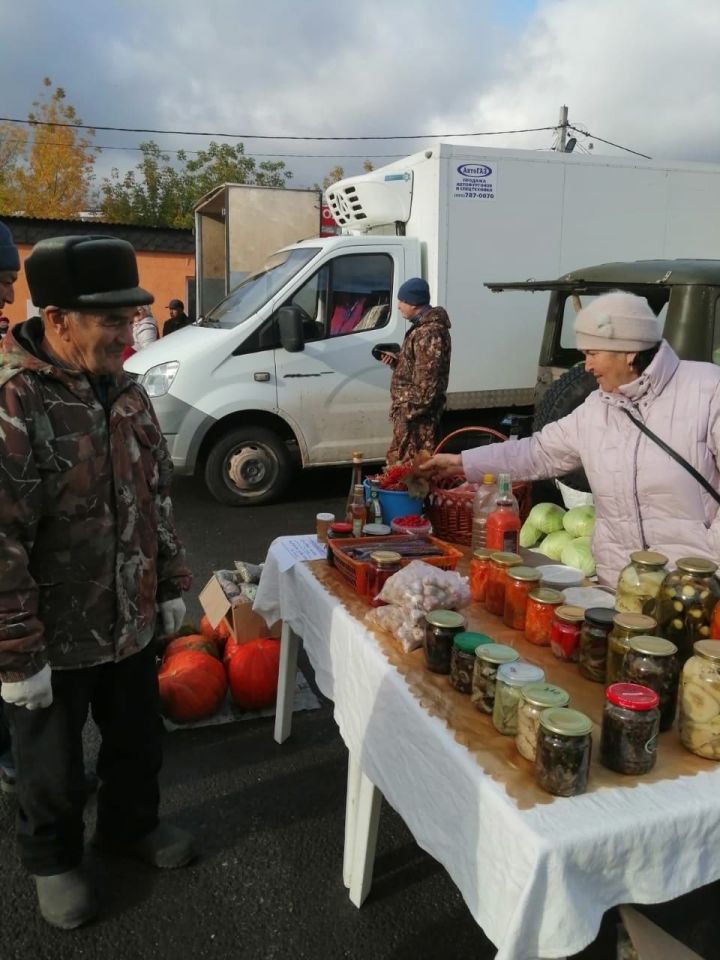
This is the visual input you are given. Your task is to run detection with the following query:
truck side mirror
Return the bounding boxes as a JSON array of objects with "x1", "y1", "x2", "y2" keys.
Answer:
[{"x1": 277, "y1": 306, "x2": 305, "y2": 353}]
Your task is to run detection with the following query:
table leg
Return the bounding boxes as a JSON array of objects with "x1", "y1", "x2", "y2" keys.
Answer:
[
  {"x1": 348, "y1": 760, "x2": 382, "y2": 909},
  {"x1": 273, "y1": 621, "x2": 300, "y2": 745},
  {"x1": 343, "y1": 755, "x2": 363, "y2": 888}
]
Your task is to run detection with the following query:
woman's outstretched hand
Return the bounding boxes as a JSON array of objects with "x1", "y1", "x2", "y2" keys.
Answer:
[{"x1": 416, "y1": 452, "x2": 464, "y2": 478}]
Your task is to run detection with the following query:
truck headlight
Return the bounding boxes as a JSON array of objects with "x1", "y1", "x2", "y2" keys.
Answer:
[{"x1": 142, "y1": 361, "x2": 179, "y2": 398}]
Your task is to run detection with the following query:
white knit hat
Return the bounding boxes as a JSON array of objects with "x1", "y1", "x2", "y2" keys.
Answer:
[{"x1": 574, "y1": 292, "x2": 662, "y2": 352}]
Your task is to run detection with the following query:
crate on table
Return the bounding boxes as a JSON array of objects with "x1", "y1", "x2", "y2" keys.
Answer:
[{"x1": 329, "y1": 534, "x2": 463, "y2": 596}]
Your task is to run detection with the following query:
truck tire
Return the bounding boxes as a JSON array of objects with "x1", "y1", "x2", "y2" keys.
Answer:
[
  {"x1": 533, "y1": 364, "x2": 597, "y2": 492},
  {"x1": 204, "y1": 427, "x2": 293, "y2": 506}
]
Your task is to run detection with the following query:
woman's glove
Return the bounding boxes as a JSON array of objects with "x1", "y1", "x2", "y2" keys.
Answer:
[
  {"x1": 158, "y1": 598, "x2": 186, "y2": 637},
  {"x1": 1, "y1": 664, "x2": 53, "y2": 710}
]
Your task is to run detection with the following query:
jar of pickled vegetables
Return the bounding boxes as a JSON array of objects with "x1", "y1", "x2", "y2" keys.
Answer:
[
  {"x1": 524, "y1": 588, "x2": 565, "y2": 646},
  {"x1": 622, "y1": 635, "x2": 679, "y2": 732},
  {"x1": 450, "y1": 632, "x2": 491, "y2": 694},
  {"x1": 655, "y1": 558, "x2": 719, "y2": 664},
  {"x1": 535, "y1": 707, "x2": 593, "y2": 797},
  {"x1": 492, "y1": 661, "x2": 545, "y2": 735},
  {"x1": 606, "y1": 612, "x2": 657, "y2": 685},
  {"x1": 485, "y1": 552, "x2": 523, "y2": 617},
  {"x1": 516, "y1": 682, "x2": 570, "y2": 762},
  {"x1": 550, "y1": 605, "x2": 585, "y2": 662},
  {"x1": 471, "y1": 643, "x2": 519, "y2": 714},
  {"x1": 423, "y1": 610, "x2": 465, "y2": 674},
  {"x1": 578, "y1": 606, "x2": 616, "y2": 683},
  {"x1": 503, "y1": 566, "x2": 542, "y2": 631},
  {"x1": 615, "y1": 550, "x2": 669, "y2": 616},
  {"x1": 469, "y1": 548, "x2": 493, "y2": 604},
  {"x1": 600, "y1": 682, "x2": 660, "y2": 775},
  {"x1": 679, "y1": 639, "x2": 720, "y2": 760}
]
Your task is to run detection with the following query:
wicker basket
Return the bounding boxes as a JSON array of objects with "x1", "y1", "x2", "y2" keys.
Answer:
[{"x1": 427, "y1": 427, "x2": 532, "y2": 546}]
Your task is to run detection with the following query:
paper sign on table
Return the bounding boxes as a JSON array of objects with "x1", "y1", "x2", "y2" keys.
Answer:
[{"x1": 273, "y1": 535, "x2": 328, "y2": 572}]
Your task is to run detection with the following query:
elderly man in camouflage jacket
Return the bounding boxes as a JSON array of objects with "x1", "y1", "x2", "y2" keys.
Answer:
[
  {"x1": 0, "y1": 235, "x2": 193, "y2": 930},
  {"x1": 382, "y1": 277, "x2": 452, "y2": 464}
]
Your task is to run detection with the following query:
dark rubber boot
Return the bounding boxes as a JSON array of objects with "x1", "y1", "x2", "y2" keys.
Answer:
[{"x1": 94, "y1": 823, "x2": 196, "y2": 869}]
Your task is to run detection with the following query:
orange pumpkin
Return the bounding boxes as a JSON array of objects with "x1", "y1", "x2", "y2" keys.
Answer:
[
  {"x1": 222, "y1": 634, "x2": 242, "y2": 668},
  {"x1": 163, "y1": 633, "x2": 219, "y2": 661},
  {"x1": 227, "y1": 637, "x2": 281, "y2": 710},
  {"x1": 158, "y1": 650, "x2": 227, "y2": 722}
]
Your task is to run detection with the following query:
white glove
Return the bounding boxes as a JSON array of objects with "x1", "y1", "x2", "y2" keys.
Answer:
[
  {"x1": 1, "y1": 663, "x2": 53, "y2": 711},
  {"x1": 158, "y1": 597, "x2": 186, "y2": 637}
]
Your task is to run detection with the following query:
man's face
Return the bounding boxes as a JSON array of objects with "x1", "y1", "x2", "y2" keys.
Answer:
[
  {"x1": 169, "y1": 305, "x2": 181, "y2": 318},
  {"x1": 397, "y1": 299, "x2": 422, "y2": 321},
  {"x1": 47, "y1": 307, "x2": 134, "y2": 376},
  {"x1": 0, "y1": 270, "x2": 17, "y2": 309}
]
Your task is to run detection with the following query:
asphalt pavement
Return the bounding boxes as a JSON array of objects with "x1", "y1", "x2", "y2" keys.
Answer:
[{"x1": 1, "y1": 467, "x2": 717, "y2": 960}]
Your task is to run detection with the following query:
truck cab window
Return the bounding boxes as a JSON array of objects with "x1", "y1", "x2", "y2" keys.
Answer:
[{"x1": 327, "y1": 254, "x2": 393, "y2": 337}]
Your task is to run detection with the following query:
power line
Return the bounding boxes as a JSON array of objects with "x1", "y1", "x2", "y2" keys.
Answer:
[{"x1": 568, "y1": 124, "x2": 651, "y2": 160}]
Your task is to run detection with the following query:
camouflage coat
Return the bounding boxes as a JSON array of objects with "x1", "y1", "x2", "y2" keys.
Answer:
[
  {"x1": 0, "y1": 322, "x2": 191, "y2": 681},
  {"x1": 389, "y1": 306, "x2": 451, "y2": 422}
]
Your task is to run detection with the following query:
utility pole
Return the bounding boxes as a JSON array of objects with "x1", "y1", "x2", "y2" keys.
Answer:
[{"x1": 555, "y1": 105, "x2": 568, "y2": 152}]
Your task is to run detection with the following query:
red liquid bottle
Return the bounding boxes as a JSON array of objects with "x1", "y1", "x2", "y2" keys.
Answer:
[{"x1": 485, "y1": 473, "x2": 521, "y2": 553}]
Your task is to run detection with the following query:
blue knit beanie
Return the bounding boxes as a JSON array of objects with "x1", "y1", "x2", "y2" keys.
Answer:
[
  {"x1": 0, "y1": 221, "x2": 20, "y2": 272},
  {"x1": 397, "y1": 277, "x2": 430, "y2": 306}
]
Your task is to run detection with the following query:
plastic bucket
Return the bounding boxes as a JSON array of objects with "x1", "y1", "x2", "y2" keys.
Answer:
[{"x1": 364, "y1": 479, "x2": 425, "y2": 525}]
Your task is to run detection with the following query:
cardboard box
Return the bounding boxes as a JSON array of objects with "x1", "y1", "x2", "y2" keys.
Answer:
[{"x1": 199, "y1": 574, "x2": 281, "y2": 643}]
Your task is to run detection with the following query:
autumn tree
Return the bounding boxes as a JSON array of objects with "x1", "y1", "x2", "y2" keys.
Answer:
[
  {"x1": 0, "y1": 123, "x2": 28, "y2": 212},
  {"x1": 314, "y1": 160, "x2": 374, "y2": 192}
]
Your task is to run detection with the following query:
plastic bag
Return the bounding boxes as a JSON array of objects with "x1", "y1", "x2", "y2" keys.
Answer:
[
  {"x1": 377, "y1": 560, "x2": 470, "y2": 611},
  {"x1": 366, "y1": 604, "x2": 427, "y2": 653}
]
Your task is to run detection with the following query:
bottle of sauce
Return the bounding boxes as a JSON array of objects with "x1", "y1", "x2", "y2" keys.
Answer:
[
  {"x1": 350, "y1": 484, "x2": 367, "y2": 537},
  {"x1": 485, "y1": 473, "x2": 521, "y2": 553},
  {"x1": 345, "y1": 451, "x2": 364, "y2": 523}
]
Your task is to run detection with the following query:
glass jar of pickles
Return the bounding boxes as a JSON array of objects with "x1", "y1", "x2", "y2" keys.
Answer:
[
  {"x1": 622, "y1": 635, "x2": 679, "y2": 732},
  {"x1": 516, "y1": 682, "x2": 570, "y2": 762},
  {"x1": 485, "y1": 552, "x2": 523, "y2": 616},
  {"x1": 423, "y1": 610, "x2": 465, "y2": 674},
  {"x1": 535, "y1": 707, "x2": 593, "y2": 797},
  {"x1": 469, "y1": 548, "x2": 493, "y2": 604},
  {"x1": 524, "y1": 588, "x2": 565, "y2": 646},
  {"x1": 606, "y1": 612, "x2": 657, "y2": 685},
  {"x1": 678, "y1": 640, "x2": 720, "y2": 760},
  {"x1": 615, "y1": 550, "x2": 669, "y2": 616},
  {"x1": 550, "y1": 605, "x2": 585, "y2": 662},
  {"x1": 367, "y1": 550, "x2": 402, "y2": 606},
  {"x1": 600, "y1": 682, "x2": 660, "y2": 775},
  {"x1": 654, "y1": 558, "x2": 719, "y2": 664},
  {"x1": 503, "y1": 566, "x2": 542, "y2": 631},
  {"x1": 450, "y1": 632, "x2": 491, "y2": 694},
  {"x1": 492, "y1": 661, "x2": 545, "y2": 735},
  {"x1": 471, "y1": 643, "x2": 519, "y2": 714},
  {"x1": 578, "y1": 606, "x2": 616, "y2": 683}
]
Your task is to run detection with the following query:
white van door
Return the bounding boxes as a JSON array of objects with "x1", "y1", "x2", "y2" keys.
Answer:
[{"x1": 274, "y1": 247, "x2": 406, "y2": 464}]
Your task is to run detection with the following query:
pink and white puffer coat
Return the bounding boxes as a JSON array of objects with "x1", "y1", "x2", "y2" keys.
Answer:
[{"x1": 461, "y1": 341, "x2": 720, "y2": 585}]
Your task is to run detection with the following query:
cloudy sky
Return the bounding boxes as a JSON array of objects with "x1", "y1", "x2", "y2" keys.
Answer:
[{"x1": 3, "y1": 0, "x2": 720, "y2": 193}]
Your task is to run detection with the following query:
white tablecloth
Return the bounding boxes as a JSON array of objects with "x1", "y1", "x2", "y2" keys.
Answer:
[{"x1": 254, "y1": 538, "x2": 720, "y2": 960}]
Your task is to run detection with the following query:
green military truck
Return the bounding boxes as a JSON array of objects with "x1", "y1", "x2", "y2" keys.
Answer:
[{"x1": 486, "y1": 259, "x2": 720, "y2": 492}]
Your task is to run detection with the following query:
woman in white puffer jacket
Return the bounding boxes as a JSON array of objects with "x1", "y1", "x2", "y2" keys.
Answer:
[
  {"x1": 421, "y1": 292, "x2": 720, "y2": 586},
  {"x1": 132, "y1": 305, "x2": 159, "y2": 351}
]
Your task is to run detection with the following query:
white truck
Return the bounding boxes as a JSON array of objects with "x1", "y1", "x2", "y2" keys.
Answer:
[{"x1": 125, "y1": 144, "x2": 720, "y2": 505}]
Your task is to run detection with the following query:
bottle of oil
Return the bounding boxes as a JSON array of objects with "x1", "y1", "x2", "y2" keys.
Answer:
[
  {"x1": 350, "y1": 484, "x2": 367, "y2": 537},
  {"x1": 345, "y1": 451, "x2": 364, "y2": 523},
  {"x1": 471, "y1": 473, "x2": 497, "y2": 552}
]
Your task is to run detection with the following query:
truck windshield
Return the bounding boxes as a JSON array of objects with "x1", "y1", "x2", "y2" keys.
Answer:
[{"x1": 199, "y1": 247, "x2": 320, "y2": 329}]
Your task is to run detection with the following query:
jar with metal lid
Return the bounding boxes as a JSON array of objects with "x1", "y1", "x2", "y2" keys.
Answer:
[
  {"x1": 621, "y1": 635, "x2": 679, "y2": 732},
  {"x1": 503, "y1": 566, "x2": 542, "y2": 631},
  {"x1": 535, "y1": 707, "x2": 593, "y2": 797},
  {"x1": 550, "y1": 605, "x2": 585, "y2": 662},
  {"x1": 367, "y1": 551, "x2": 402, "y2": 606},
  {"x1": 578, "y1": 606, "x2": 616, "y2": 683},
  {"x1": 606, "y1": 612, "x2": 657, "y2": 684},
  {"x1": 524, "y1": 588, "x2": 565, "y2": 646},
  {"x1": 655, "y1": 558, "x2": 720, "y2": 664},
  {"x1": 679, "y1": 639, "x2": 720, "y2": 760},
  {"x1": 471, "y1": 643, "x2": 519, "y2": 714},
  {"x1": 326, "y1": 521, "x2": 353, "y2": 566},
  {"x1": 450, "y1": 632, "x2": 491, "y2": 694},
  {"x1": 615, "y1": 550, "x2": 669, "y2": 616},
  {"x1": 423, "y1": 609, "x2": 465, "y2": 674},
  {"x1": 469, "y1": 548, "x2": 493, "y2": 604},
  {"x1": 600, "y1": 682, "x2": 660, "y2": 775},
  {"x1": 516, "y1": 682, "x2": 570, "y2": 762},
  {"x1": 492, "y1": 661, "x2": 545, "y2": 735},
  {"x1": 485, "y1": 552, "x2": 523, "y2": 616}
]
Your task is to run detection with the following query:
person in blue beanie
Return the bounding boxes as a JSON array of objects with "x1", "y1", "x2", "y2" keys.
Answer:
[{"x1": 379, "y1": 277, "x2": 451, "y2": 463}]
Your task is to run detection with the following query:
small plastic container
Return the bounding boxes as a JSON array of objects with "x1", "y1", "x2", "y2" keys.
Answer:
[
  {"x1": 471, "y1": 643, "x2": 520, "y2": 714},
  {"x1": 679, "y1": 639, "x2": 720, "y2": 759},
  {"x1": 578, "y1": 606, "x2": 617, "y2": 683},
  {"x1": 326, "y1": 521, "x2": 353, "y2": 566},
  {"x1": 423, "y1": 609, "x2": 465, "y2": 674},
  {"x1": 524, "y1": 588, "x2": 565, "y2": 646},
  {"x1": 485, "y1": 552, "x2": 523, "y2": 616},
  {"x1": 367, "y1": 550, "x2": 402, "y2": 606},
  {"x1": 606, "y1": 612, "x2": 657, "y2": 684},
  {"x1": 535, "y1": 707, "x2": 593, "y2": 797},
  {"x1": 622, "y1": 635, "x2": 679, "y2": 732},
  {"x1": 503, "y1": 566, "x2": 542, "y2": 631},
  {"x1": 362, "y1": 523, "x2": 392, "y2": 537},
  {"x1": 450, "y1": 632, "x2": 491, "y2": 694},
  {"x1": 390, "y1": 515, "x2": 431, "y2": 536},
  {"x1": 600, "y1": 682, "x2": 660, "y2": 775},
  {"x1": 469, "y1": 548, "x2": 493, "y2": 604},
  {"x1": 550, "y1": 605, "x2": 585, "y2": 662},
  {"x1": 492, "y1": 661, "x2": 545, "y2": 736},
  {"x1": 615, "y1": 550, "x2": 668, "y2": 616},
  {"x1": 516, "y1": 682, "x2": 570, "y2": 762}
]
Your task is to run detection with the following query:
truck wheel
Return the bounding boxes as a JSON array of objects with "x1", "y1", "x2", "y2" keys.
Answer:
[
  {"x1": 533, "y1": 363, "x2": 597, "y2": 492},
  {"x1": 204, "y1": 427, "x2": 293, "y2": 506}
]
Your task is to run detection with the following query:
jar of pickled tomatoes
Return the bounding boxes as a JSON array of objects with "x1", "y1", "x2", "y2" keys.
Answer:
[
  {"x1": 503, "y1": 566, "x2": 542, "y2": 631},
  {"x1": 524, "y1": 588, "x2": 565, "y2": 646},
  {"x1": 485, "y1": 552, "x2": 522, "y2": 617},
  {"x1": 469, "y1": 548, "x2": 493, "y2": 604}
]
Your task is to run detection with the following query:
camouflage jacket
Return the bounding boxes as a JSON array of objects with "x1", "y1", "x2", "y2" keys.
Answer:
[
  {"x1": 390, "y1": 306, "x2": 451, "y2": 421},
  {"x1": 0, "y1": 321, "x2": 191, "y2": 680}
]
